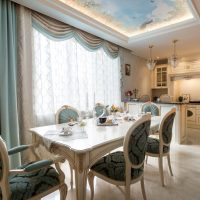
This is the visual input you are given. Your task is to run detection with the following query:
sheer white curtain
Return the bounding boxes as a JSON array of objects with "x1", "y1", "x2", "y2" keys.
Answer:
[{"x1": 32, "y1": 28, "x2": 121, "y2": 125}]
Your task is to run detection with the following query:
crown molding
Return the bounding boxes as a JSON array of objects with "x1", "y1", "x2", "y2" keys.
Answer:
[{"x1": 128, "y1": 18, "x2": 199, "y2": 43}]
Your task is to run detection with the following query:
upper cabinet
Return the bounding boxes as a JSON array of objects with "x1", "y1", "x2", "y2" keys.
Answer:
[
  {"x1": 168, "y1": 58, "x2": 200, "y2": 80},
  {"x1": 152, "y1": 64, "x2": 168, "y2": 88}
]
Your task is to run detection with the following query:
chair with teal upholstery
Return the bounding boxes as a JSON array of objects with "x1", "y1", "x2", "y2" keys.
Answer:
[
  {"x1": 55, "y1": 105, "x2": 80, "y2": 189},
  {"x1": 88, "y1": 114, "x2": 151, "y2": 200},
  {"x1": 0, "y1": 136, "x2": 67, "y2": 200},
  {"x1": 146, "y1": 108, "x2": 176, "y2": 186},
  {"x1": 56, "y1": 105, "x2": 80, "y2": 124},
  {"x1": 141, "y1": 102, "x2": 160, "y2": 116},
  {"x1": 94, "y1": 103, "x2": 109, "y2": 117}
]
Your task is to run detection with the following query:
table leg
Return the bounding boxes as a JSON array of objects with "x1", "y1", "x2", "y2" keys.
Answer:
[
  {"x1": 75, "y1": 168, "x2": 88, "y2": 200},
  {"x1": 74, "y1": 152, "x2": 89, "y2": 200}
]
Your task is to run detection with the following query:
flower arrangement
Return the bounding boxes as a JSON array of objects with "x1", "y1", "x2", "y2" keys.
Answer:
[
  {"x1": 125, "y1": 90, "x2": 133, "y2": 97},
  {"x1": 110, "y1": 105, "x2": 120, "y2": 113}
]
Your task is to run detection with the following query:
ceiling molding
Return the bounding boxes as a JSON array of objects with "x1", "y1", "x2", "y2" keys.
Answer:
[{"x1": 128, "y1": 18, "x2": 199, "y2": 43}]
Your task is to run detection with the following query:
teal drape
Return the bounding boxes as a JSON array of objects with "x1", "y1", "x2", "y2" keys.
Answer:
[
  {"x1": 32, "y1": 11, "x2": 119, "y2": 58},
  {"x1": 0, "y1": 0, "x2": 20, "y2": 167}
]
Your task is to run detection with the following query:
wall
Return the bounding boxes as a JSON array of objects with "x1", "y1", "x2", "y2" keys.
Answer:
[
  {"x1": 173, "y1": 78, "x2": 200, "y2": 100},
  {"x1": 120, "y1": 48, "x2": 151, "y2": 100}
]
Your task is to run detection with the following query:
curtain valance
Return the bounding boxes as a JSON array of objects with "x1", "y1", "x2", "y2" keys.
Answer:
[{"x1": 32, "y1": 12, "x2": 119, "y2": 58}]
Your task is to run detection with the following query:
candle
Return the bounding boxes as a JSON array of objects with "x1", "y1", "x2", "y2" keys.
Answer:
[
  {"x1": 94, "y1": 92, "x2": 95, "y2": 105},
  {"x1": 86, "y1": 92, "x2": 89, "y2": 110}
]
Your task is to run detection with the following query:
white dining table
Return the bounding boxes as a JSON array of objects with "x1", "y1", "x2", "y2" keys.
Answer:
[{"x1": 30, "y1": 115, "x2": 161, "y2": 200}]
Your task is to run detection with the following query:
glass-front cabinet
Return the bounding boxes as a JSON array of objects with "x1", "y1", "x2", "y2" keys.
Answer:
[{"x1": 155, "y1": 65, "x2": 167, "y2": 88}]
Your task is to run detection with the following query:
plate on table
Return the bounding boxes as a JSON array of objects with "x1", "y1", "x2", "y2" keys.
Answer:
[{"x1": 59, "y1": 131, "x2": 73, "y2": 136}]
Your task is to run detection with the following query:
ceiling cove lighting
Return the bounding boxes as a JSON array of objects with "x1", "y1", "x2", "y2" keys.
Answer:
[
  {"x1": 168, "y1": 40, "x2": 179, "y2": 68},
  {"x1": 146, "y1": 45, "x2": 156, "y2": 70}
]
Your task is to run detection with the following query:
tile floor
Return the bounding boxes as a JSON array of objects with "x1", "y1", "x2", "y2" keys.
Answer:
[{"x1": 44, "y1": 143, "x2": 200, "y2": 200}]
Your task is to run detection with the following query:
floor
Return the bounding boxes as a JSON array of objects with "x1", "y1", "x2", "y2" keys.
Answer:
[{"x1": 44, "y1": 143, "x2": 200, "y2": 200}]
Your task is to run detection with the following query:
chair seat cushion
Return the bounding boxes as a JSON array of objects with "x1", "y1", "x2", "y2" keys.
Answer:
[
  {"x1": 0, "y1": 164, "x2": 60, "y2": 200},
  {"x1": 146, "y1": 137, "x2": 169, "y2": 154},
  {"x1": 90, "y1": 151, "x2": 143, "y2": 181}
]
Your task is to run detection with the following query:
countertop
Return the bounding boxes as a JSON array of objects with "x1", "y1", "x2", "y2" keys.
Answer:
[{"x1": 124, "y1": 100, "x2": 189, "y2": 105}]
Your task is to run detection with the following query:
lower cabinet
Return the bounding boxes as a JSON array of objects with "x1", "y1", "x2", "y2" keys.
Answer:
[
  {"x1": 126, "y1": 102, "x2": 186, "y2": 144},
  {"x1": 127, "y1": 102, "x2": 142, "y2": 114}
]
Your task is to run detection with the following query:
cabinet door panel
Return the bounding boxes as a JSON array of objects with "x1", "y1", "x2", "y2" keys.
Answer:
[{"x1": 128, "y1": 104, "x2": 140, "y2": 114}]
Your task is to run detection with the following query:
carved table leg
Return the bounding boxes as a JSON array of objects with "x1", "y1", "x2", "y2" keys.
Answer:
[{"x1": 74, "y1": 153, "x2": 89, "y2": 200}]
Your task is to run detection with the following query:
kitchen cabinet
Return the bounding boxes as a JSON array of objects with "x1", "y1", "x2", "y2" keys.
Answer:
[
  {"x1": 155, "y1": 65, "x2": 167, "y2": 88},
  {"x1": 127, "y1": 102, "x2": 142, "y2": 114},
  {"x1": 186, "y1": 105, "x2": 200, "y2": 144},
  {"x1": 186, "y1": 105, "x2": 200, "y2": 128}
]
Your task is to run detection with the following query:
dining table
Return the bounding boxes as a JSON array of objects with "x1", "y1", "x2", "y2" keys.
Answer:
[{"x1": 29, "y1": 115, "x2": 161, "y2": 200}]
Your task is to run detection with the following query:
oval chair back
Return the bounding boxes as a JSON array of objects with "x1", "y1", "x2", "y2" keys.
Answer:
[
  {"x1": 123, "y1": 115, "x2": 150, "y2": 186},
  {"x1": 56, "y1": 105, "x2": 80, "y2": 124},
  {"x1": 141, "y1": 102, "x2": 160, "y2": 116},
  {"x1": 94, "y1": 103, "x2": 109, "y2": 117},
  {"x1": 159, "y1": 108, "x2": 176, "y2": 152}
]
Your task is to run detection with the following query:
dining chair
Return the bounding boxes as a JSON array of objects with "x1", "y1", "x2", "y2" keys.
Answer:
[
  {"x1": 55, "y1": 105, "x2": 80, "y2": 189},
  {"x1": 88, "y1": 114, "x2": 151, "y2": 200},
  {"x1": 94, "y1": 103, "x2": 109, "y2": 117},
  {"x1": 141, "y1": 102, "x2": 160, "y2": 116},
  {"x1": 145, "y1": 108, "x2": 176, "y2": 186},
  {"x1": 56, "y1": 105, "x2": 80, "y2": 124},
  {"x1": 0, "y1": 136, "x2": 67, "y2": 200},
  {"x1": 139, "y1": 95, "x2": 150, "y2": 102}
]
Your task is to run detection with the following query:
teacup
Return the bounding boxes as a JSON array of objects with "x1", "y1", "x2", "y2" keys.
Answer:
[{"x1": 99, "y1": 117, "x2": 107, "y2": 124}]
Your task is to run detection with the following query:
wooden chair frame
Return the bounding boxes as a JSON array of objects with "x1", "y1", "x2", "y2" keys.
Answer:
[
  {"x1": 146, "y1": 108, "x2": 176, "y2": 186},
  {"x1": 88, "y1": 114, "x2": 151, "y2": 200},
  {"x1": 55, "y1": 105, "x2": 80, "y2": 189},
  {"x1": 141, "y1": 102, "x2": 160, "y2": 116},
  {"x1": 94, "y1": 103, "x2": 109, "y2": 117},
  {"x1": 55, "y1": 105, "x2": 80, "y2": 124},
  {"x1": 0, "y1": 137, "x2": 67, "y2": 200}
]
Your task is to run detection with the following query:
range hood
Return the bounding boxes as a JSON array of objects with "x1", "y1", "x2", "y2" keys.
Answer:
[{"x1": 169, "y1": 71, "x2": 200, "y2": 81}]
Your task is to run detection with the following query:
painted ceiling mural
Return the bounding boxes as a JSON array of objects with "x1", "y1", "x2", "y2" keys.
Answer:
[{"x1": 59, "y1": 0, "x2": 194, "y2": 37}]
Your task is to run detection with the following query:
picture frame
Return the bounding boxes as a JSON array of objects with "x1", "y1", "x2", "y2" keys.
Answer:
[
  {"x1": 125, "y1": 64, "x2": 131, "y2": 76},
  {"x1": 182, "y1": 94, "x2": 190, "y2": 103}
]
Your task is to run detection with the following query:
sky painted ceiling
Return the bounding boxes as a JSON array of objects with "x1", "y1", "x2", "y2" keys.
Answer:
[{"x1": 59, "y1": 0, "x2": 194, "y2": 37}]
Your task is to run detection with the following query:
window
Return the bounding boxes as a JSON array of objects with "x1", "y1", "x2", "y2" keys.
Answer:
[{"x1": 32, "y1": 28, "x2": 121, "y2": 125}]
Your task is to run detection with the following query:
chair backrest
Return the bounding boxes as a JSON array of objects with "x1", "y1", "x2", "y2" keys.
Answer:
[
  {"x1": 0, "y1": 137, "x2": 10, "y2": 198},
  {"x1": 141, "y1": 102, "x2": 159, "y2": 116},
  {"x1": 139, "y1": 95, "x2": 150, "y2": 102},
  {"x1": 160, "y1": 94, "x2": 171, "y2": 103},
  {"x1": 123, "y1": 114, "x2": 151, "y2": 169},
  {"x1": 159, "y1": 108, "x2": 176, "y2": 147},
  {"x1": 94, "y1": 103, "x2": 109, "y2": 117},
  {"x1": 55, "y1": 105, "x2": 79, "y2": 124}
]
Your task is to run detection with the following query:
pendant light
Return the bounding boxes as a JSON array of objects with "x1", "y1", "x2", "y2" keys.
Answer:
[
  {"x1": 146, "y1": 45, "x2": 156, "y2": 70},
  {"x1": 168, "y1": 40, "x2": 179, "y2": 68}
]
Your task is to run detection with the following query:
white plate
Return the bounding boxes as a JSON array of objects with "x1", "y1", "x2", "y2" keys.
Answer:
[{"x1": 59, "y1": 132, "x2": 73, "y2": 136}]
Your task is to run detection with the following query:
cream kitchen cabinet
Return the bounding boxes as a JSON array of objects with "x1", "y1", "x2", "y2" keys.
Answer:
[
  {"x1": 186, "y1": 105, "x2": 200, "y2": 144},
  {"x1": 152, "y1": 65, "x2": 168, "y2": 88},
  {"x1": 127, "y1": 102, "x2": 142, "y2": 114}
]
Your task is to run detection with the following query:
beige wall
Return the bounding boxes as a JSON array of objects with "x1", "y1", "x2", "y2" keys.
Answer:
[
  {"x1": 173, "y1": 78, "x2": 200, "y2": 100},
  {"x1": 120, "y1": 48, "x2": 151, "y2": 100}
]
